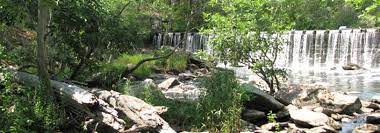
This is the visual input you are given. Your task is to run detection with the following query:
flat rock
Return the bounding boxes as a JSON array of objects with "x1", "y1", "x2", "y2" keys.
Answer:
[
  {"x1": 287, "y1": 123, "x2": 336, "y2": 133},
  {"x1": 275, "y1": 84, "x2": 330, "y2": 106},
  {"x1": 158, "y1": 78, "x2": 180, "y2": 90},
  {"x1": 367, "y1": 113, "x2": 380, "y2": 124},
  {"x1": 353, "y1": 124, "x2": 380, "y2": 133},
  {"x1": 289, "y1": 109, "x2": 330, "y2": 128}
]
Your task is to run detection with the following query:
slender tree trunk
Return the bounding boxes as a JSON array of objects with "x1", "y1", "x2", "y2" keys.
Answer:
[
  {"x1": 70, "y1": 46, "x2": 95, "y2": 80},
  {"x1": 37, "y1": 0, "x2": 54, "y2": 100}
]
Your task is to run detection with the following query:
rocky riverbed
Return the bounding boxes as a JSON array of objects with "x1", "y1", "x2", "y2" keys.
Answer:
[{"x1": 127, "y1": 59, "x2": 380, "y2": 133}]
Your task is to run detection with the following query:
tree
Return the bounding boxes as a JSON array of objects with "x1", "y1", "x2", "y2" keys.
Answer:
[
  {"x1": 203, "y1": 0, "x2": 291, "y2": 94},
  {"x1": 37, "y1": 0, "x2": 54, "y2": 101}
]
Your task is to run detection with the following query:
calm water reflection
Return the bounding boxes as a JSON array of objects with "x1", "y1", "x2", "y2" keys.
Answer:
[{"x1": 288, "y1": 68, "x2": 380, "y2": 100}]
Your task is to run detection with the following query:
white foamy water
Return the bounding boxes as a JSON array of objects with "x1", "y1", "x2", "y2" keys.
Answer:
[{"x1": 154, "y1": 29, "x2": 380, "y2": 99}]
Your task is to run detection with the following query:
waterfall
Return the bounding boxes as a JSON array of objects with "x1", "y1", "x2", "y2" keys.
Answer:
[
  {"x1": 153, "y1": 29, "x2": 380, "y2": 69},
  {"x1": 284, "y1": 29, "x2": 380, "y2": 70}
]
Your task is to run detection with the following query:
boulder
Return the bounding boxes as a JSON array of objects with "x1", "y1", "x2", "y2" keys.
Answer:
[
  {"x1": 366, "y1": 113, "x2": 380, "y2": 124},
  {"x1": 289, "y1": 109, "x2": 341, "y2": 130},
  {"x1": 368, "y1": 103, "x2": 380, "y2": 111},
  {"x1": 353, "y1": 124, "x2": 380, "y2": 133},
  {"x1": 289, "y1": 109, "x2": 330, "y2": 128},
  {"x1": 275, "y1": 84, "x2": 329, "y2": 106},
  {"x1": 243, "y1": 84, "x2": 285, "y2": 112},
  {"x1": 319, "y1": 92, "x2": 362, "y2": 115},
  {"x1": 342, "y1": 63, "x2": 362, "y2": 70},
  {"x1": 287, "y1": 123, "x2": 336, "y2": 133},
  {"x1": 158, "y1": 78, "x2": 180, "y2": 90},
  {"x1": 240, "y1": 119, "x2": 256, "y2": 132},
  {"x1": 241, "y1": 109, "x2": 266, "y2": 122}
]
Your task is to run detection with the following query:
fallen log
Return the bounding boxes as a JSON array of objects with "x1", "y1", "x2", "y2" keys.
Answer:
[{"x1": 11, "y1": 71, "x2": 175, "y2": 132}]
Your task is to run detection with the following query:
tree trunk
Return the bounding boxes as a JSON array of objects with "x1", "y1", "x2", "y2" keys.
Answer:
[
  {"x1": 11, "y1": 70, "x2": 175, "y2": 132},
  {"x1": 37, "y1": 0, "x2": 54, "y2": 100}
]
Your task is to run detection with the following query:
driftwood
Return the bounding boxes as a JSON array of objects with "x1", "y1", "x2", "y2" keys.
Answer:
[{"x1": 11, "y1": 71, "x2": 175, "y2": 133}]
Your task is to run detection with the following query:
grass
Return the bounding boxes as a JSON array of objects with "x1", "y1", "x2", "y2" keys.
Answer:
[{"x1": 165, "y1": 52, "x2": 189, "y2": 72}]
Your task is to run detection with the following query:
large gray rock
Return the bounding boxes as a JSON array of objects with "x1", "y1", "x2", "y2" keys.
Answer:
[
  {"x1": 342, "y1": 63, "x2": 362, "y2": 70},
  {"x1": 367, "y1": 113, "x2": 380, "y2": 124},
  {"x1": 275, "y1": 84, "x2": 329, "y2": 106},
  {"x1": 319, "y1": 92, "x2": 362, "y2": 115},
  {"x1": 353, "y1": 124, "x2": 380, "y2": 133},
  {"x1": 363, "y1": 101, "x2": 380, "y2": 110},
  {"x1": 243, "y1": 84, "x2": 285, "y2": 112},
  {"x1": 289, "y1": 109, "x2": 330, "y2": 128},
  {"x1": 158, "y1": 78, "x2": 180, "y2": 90},
  {"x1": 289, "y1": 108, "x2": 341, "y2": 130},
  {"x1": 276, "y1": 84, "x2": 362, "y2": 116},
  {"x1": 241, "y1": 109, "x2": 266, "y2": 122}
]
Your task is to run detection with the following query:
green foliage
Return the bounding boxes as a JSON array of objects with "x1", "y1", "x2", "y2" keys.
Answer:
[
  {"x1": 126, "y1": 82, "x2": 201, "y2": 131},
  {"x1": 0, "y1": 74, "x2": 64, "y2": 132},
  {"x1": 154, "y1": 48, "x2": 189, "y2": 72},
  {"x1": 99, "y1": 53, "x2": 155, "y2": 85},
  {"x1": 203, "y1": 0, "x2": 290, "y2": 94},
  {"x1": 198, "y1": 70, "x2": 247, "y2": 132},
  {"x1": 165, "y1": 52, "x2": 189, "y2": 72},
  {"x1": 193, "y1": 49, "x2": 216, "y2": 67},
  {"x1": 267, "y1": 111, "x2": 280, "y2": 132}
]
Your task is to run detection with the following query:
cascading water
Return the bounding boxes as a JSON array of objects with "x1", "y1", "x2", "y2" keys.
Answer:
[
  {"x1": 282, "y1": 29, "x2": 380, "y2": 70},
  {"x1": 153, "y1": 29, "x2": 380, "y2": 99}
]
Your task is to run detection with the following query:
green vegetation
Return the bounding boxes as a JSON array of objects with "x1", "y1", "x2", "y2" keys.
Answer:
[
  {"x1": 0, "y1": 0, "x2": 378, "y2": 132},
  {"x1": 108, "y1": 53, "x2": 155, "y2": 78},
  {"x1": 198, "y1": 70, "x2": 248, "y2": 132},
  {"x1": 267, "y1": 111, "x2": 281, "y2": 132},
  {"x1": 116, "y1": 71, "x2": 247, "y2": 132}
]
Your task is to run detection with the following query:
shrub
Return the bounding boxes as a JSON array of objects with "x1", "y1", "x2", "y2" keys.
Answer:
[
  {"x1": 165, "y1": 52, "x2": 189, "y2": 72},
  {"x1": 0, "y1": 75, "x2": 64, "y2": 132},
  {"x1": 198, "y1": 70, "x2": 247, "y2": 132},
  {"x1": 154, "y1": 48, "x2": 189, "y2": 72},
  {"x1": 137, "y1": 83, "x2": 202, "y2": 131}
]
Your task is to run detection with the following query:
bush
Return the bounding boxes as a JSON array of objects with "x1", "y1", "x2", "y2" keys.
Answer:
[
  {"x1": 198, "y1": 70, "x2": 247, "y2": 132},
  {"x1": 154, "y1": 48, "x2": 189, "y2": 72},
  {"x1": 0, "y1": 75, "x2": 64, "y2": 132},
  {"x1": 165, "y1": 52, "x2": 189, "y2": 72},
  {"x1": 137, "y1": 83, "x2": 201, "y2": 131}
]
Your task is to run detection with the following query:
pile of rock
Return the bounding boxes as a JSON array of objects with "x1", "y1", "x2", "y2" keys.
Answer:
[
  {"x1": 146, "y1": 60, "x2": 211, "y2": 101},
  {"x1": 242, "y1": 83, "x2": 380, "y2": 133}
]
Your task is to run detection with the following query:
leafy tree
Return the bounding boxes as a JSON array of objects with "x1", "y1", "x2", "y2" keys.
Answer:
[
  {"x1": 203, "y1": 0, "x2": 291, "y2": 94},
  {"x1": 346, "y1": 0, "x2": 379, "y2": 27}
]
